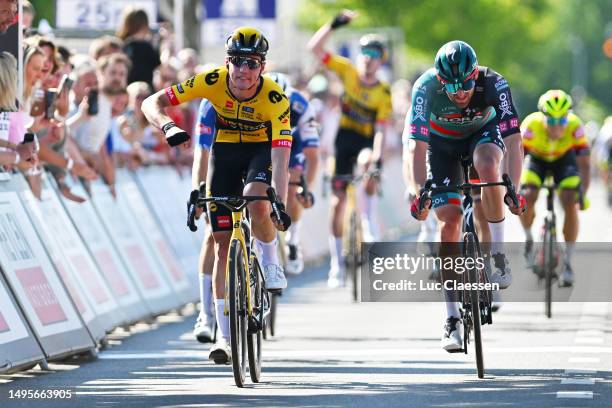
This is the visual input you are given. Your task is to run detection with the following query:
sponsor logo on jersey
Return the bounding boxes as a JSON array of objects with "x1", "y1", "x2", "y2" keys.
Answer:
[
  {"x1": 199, "y1": 124, "x2": 212, "y2": 135},
  {"x1": 242, "y1": 106, "x2": 254, "y2": 113},
  {"x1": 280, "y1": 129, "x2": 291, "y2": 136},
  {"x1": 413, "y1": 96, "x2": 427, "y2": 122},
  {"x1": 498, "y1": 92, "x2": 513, "y2": 119},
  {"x1": 225, "y1": 100, "x2": 234, "y2": 108},
  {"x1": 186, "y1": 76, "x2": 196, "y2": 88},
  {"x1": 420, "y1": 126, "x2": 429, "y2": 136},
  {"x1": 410, "y1": 124, "x2": 417, "y2": 134},
  {"x1": 177, "y1": 83, "x2": 185, "y2": 94},
  {"x1": 510, "y1": 118, "x2": 519, "y2": 128},
  {"x1": 499, "y1": 121, "x2": 508, "y2": 132},
  {"x1": 217, "y1": 216, "x2": 231, "y2": 228},
  {"x1": 165, "y1": 87, "x2": 179, "y2": 105},
  {"x1": 273, "y1": 139, "x2": 292, "y2": 148},
  {"x1": 278, "y1": 107, "x2": 290, "y2": 122},
  {"x1": 292, "y1": 101, "x2": 305, "y2": 114},
  {"x1": 255, "y1": 172, "x2": 267, "y2": 181},
  {"x1": 494, "y1": 79, "x2": 509, "y2": 91}
]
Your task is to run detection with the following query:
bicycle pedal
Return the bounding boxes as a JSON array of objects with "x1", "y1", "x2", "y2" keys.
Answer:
[
  {"x1": 447, "y1": 348, "x2": 465, "y2": 354},
  {"x1": 267, "y1": 288, "x2": 283, "y2": 295}
]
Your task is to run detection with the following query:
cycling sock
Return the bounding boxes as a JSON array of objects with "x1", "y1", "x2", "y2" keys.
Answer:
[
  {"x1": 256, "y1": 238, "x2": 279, "y2": 267},
  {"x1": 362, "y1": 194, "x2": 380, "y2": 240},
  {"x1": 524, "y1": 227, "x2": 533, "y2": 241},
  {"x1": 565, "y1": 241, "x2": 575, "y2": 263},
  {"x1": 215, "y1": 299, "x2": 230, "y2": 340},
  {"x1": 200, "y1": 274, "x2": 213, "y2": 317},
  {"x1": 287, "y1": 220, "x2": 301, "y2": 246},
  {"x1": 329, "y1": 235, "x2": 344, "y2": 270},
  {"x1": 488, "y1": 218, "x2": 505, "y2": 254},
  {"x1": 443, "y1": 289, "x2": 460, "y2": 318}
]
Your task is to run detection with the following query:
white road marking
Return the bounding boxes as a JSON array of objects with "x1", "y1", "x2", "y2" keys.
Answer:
[
  {"x1": 556, "y1": 391, "x2": 593, "y2": 399},
  {"x1": 560, "y1": 378, "x2": 595, "y2": 385},
  {"x1": 574, "y1": 337, "x2": 604, "y2": 344}
]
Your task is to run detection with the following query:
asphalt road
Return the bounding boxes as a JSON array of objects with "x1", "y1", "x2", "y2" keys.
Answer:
[{"x1": 1, "y1": 183, "x2": 611, "y2": 408}]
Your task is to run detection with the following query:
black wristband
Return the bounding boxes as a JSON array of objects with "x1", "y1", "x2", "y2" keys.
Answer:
[
  {"x1": 161, "y1": 122, "x2": 177, "y2": 135},
  {"x1": 330, "y1": 13, "x2": 350, "y2": 30}
]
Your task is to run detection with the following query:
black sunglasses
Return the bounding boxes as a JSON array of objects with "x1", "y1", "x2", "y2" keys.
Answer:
[{"x1": 229, "y1": 56, "x2": 262, "y2": 70}]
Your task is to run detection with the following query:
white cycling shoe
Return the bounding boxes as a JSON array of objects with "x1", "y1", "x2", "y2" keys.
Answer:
[
  {"x1": 264, "y1": 263, "x2": 287, "y2": 290},
  {"x1": 489, "y1": 253, "x2": 512, "y2": 289},
  {"x1": 285, "y1": 244, "x2": 304, "y2": 275},
  {"x1": 193, "y1": 313, "x2": 215, "y2": 343},
  {"x1": 442, "y1": 316, "x2": 463, "y2": 352},
  {"x1": 208, "y1": 337, "x2": 231, "y2": 365}
]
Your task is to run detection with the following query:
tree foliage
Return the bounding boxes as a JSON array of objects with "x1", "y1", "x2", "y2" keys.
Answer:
[{"x1": 299, "y1": 0, "x2": 612, "y2": 121}]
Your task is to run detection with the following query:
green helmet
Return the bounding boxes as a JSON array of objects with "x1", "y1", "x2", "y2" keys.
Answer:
[
  {"x1": 434, "y1": 40, "x2": 478, "y2": 86},
  {"x1": 225, "y1": 26, "x2": 269, "y2": 59},
  {"x1": 538, "y1": 89, "x2": 573, "y2": 118}
]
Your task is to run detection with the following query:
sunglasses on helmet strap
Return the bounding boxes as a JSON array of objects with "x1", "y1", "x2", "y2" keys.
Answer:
[{"x1": 438, "y1": 67, "x2": 478, "y2": 94}]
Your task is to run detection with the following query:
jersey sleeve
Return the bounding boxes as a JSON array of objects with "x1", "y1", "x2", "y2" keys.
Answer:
[
  {"x1": 405, "y1": 74, "x2": 433, "y2": 143},
  {"x1": 376, "y1": 85, "x2": 393, "y2": 123},
  {"x1": 485, "y1": 70, "x2": 520, "y2": 138},
  {"x1": 570, "y1": 116, "x2": 590, "y2": 155},
  {"x1": 195, "y1": 99, "x2": 216, "y2": 150},
  {"x1": 297, "y1": 101, "x2": 320, "y2": 148},
  {"x1": 165, "y1": 67, "x2": 223, "y2": 106},
  {"x1": 269, "y1": 89, "x2": 292, "y2": 148},
  {"x1": 321, "y1": 53, "x2": 356, "y2": 83}
]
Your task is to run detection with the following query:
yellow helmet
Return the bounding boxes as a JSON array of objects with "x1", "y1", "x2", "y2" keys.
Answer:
[
  {"x1": 225, "y1": 27, "x2": 269, "y2": 59},
  {"x1": 538, "y1": 89, "x2": 573, "y2": 118}
]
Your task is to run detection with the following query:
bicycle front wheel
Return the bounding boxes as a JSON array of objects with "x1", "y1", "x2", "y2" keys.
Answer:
[
  {"x1": 247, "y1": 256, "x2": 263, "y2": 383},
  {"x1": 348, "y1": 211, "x2": 360, "y2": 302},
  {"x1": 228, "y1": 239, "x2": 248, "y2": 387},
  {"x1": 464, "y1": 232, "x2": 485, "y2": 378},
  {"x1": 544, "y1": 219, "x2": 554, "y2": 319}
]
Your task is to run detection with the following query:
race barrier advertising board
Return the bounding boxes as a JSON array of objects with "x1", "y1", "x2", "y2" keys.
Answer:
[
  {"x1": 89, "y1": 180, "x2": 180, "y2": 314},
  {"x1": 116, "y1": 170, "x2": 194, "y2": 303},
  {"x1": 60, "y1": 178, "x2": 152, "y2": 323},
  {"x1": 21, "y1": 175, "x2": 124, "y2": 334},
  {"x1": 0, "y1": 175, "x2": 95, "y2": 359},
  {"x1": 0, "y1": 270, "x2": 45, "y2": 374},
  {"x1": 135, "y1": 166, "x2": 202, "y2": 300}
]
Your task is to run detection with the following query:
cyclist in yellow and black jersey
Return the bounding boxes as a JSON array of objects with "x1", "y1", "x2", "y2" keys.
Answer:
[
  {"x1": 142, "y1": 27, "x2": 291, "y2": 365},
  {"x1": 519, "y1": 90, "x2": 591, "y2": 286},
  {"x1": 308, "y1": 9, "x2": 393, "y2": 288}
]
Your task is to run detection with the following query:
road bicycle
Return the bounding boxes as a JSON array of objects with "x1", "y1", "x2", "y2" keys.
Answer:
[
  {"x1": 528, "y1": 179, "x2": 584, "y2": 318},
  {"x1": 188, "y1": 187, "x2": 284, "y2": 387},
  {"x1": 417, "y1": 157, "x2": 519, "y2": 378}
]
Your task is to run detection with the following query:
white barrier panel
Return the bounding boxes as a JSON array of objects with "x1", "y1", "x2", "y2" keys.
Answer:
[
  {"x1": 21, "y1": 175, "x2": 124, "y2": 333},
  {"x1": 60, "y1": 178, "x2": 152, "y2": 323},
  {"x1": 135, "y1": 166, "x2": 201, "y2": 299},
  {"x1": 0, "y1": 270, "x2": 45, "y2": 373},
  {"x1": 89, "y1": 180, "x2": 179, "y2": 314},
  {"x1": 0, "y1": 182, "x2": 94, "y2": 358},
  {"x1": 117, "y1": 170, "x2": 193, "y2": 302}
]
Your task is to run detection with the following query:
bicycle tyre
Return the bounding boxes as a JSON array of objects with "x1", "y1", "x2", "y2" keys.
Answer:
[
  {"x1": 544, "y1": 219, "x2": 553, "y2": 319},
  {"x1": 228, "y1": 239, "x2": 248, "y2": 387},
  {"x1": 464, "y1": 232, "x2": 485, "y2": 378},
  {"x1": 247, "y1": 257, "x2": 263, "y2": 383},
  {"x1": 349, "y1": 211, "x2": 359, "y2": 302}
]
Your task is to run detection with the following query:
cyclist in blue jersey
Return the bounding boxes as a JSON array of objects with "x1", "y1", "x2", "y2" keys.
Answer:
[
  {"x1": 191, "y1": 99, "x2": 217, "y2": 345},
  {"x1": 266, "y1": 72, "x2": 320, "y2": 275},
  {"x1": 404, "y1": 41, "x2": 525, "y2": 352}
]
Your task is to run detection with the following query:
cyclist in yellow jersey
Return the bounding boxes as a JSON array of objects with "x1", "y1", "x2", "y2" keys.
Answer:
[
  {"x1": 520, "y1": 89, "x2": 590, "y2": 286},
  {"x1": 142, "y1": 27, "x2": 292, "y2": 364},
  {"x1": 308, "y1": 10, "x2": 393, "y2": 287}
]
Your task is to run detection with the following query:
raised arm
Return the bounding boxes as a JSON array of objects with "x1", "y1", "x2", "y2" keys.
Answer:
[{"x1": 307, "y1": 9, "x2": 357, "y2": 60}]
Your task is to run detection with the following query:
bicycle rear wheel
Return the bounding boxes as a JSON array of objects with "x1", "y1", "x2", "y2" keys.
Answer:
[
  {"x1": 348, "y1": 211, "x2": 360, "y2": 302},
  {"x1": 464, "y1": 232, "x2": 485, "y2": 378},
  {"x1": 228, "y1": 239, "x2": 248, "y2": 387},
  {"x1": 544, "y1": 220, "x2": 553, "y2": 319},
  {"x1": 247, "y1": 256, "x2": 263, "y2": 383}
]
